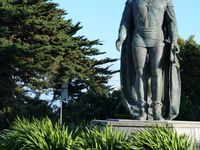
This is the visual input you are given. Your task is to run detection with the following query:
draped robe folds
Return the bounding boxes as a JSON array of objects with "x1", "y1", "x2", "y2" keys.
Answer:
[{"x1": 119, "y1": 0, "x2": 181, "y2": 120}]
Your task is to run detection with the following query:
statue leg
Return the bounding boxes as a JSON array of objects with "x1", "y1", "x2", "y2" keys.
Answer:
[
  {"x1": 149, "y1": 47, "x2": 164, "y2": 120},
  {"x1": 132, "y1": 47, "x2": 148, "y2": 120}
]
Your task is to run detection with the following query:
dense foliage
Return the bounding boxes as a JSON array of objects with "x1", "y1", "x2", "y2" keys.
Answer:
[
  {"x1": 0, "y1": 118, "x2": 197, "y2": 150},
  {"x1": 0, "y1": 0, "x2": 116, "y2": 129},
  {"x1": 177, "y1": 36, "x2": 200, "y2": 120}
]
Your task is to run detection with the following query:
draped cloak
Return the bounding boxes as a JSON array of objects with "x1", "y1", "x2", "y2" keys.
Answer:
[{"x1": 119, "y1": 0, "x2": 181, "y2": 120}]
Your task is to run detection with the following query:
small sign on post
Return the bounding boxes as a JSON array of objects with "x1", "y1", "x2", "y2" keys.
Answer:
[
  {"x1": 61, "y1": 82, "x2": 69, "y2": 100},
  {"x1": 60, "y1": 82, "x2": 69, "y2": 126}
]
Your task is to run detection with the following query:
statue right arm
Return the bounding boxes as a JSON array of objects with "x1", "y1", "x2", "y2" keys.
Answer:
[{"x1": 116, "y1": 0, "x2": 133, "y2": 51}]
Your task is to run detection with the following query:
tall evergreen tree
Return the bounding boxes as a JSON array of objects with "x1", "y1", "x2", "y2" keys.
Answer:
[{"x1": 0, "y1": 0, "x2": 116, "y2": 128}]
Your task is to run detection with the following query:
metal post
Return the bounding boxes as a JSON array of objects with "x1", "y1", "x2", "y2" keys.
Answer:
[{"x1": 60, "y1": 97, "x2": 63, "y2": 126}]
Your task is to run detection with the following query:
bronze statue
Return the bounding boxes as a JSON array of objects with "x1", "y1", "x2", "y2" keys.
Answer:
[{"x1": 116, "y1": 0, "x2": 181, "y2": 120}]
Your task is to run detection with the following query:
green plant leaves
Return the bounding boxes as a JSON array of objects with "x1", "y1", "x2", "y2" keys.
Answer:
[
  {"x1": 75, "y1": 126, "x2": 126, "y2": 150},
  {"x1": 0, "y1": 118, "x2": 199, "y2": 150},
  {"x1": 123, "y1": 125, "x2": 196, "y2": 150},
  {"x1": 0, "y1": 117, "x2": 76, "y2": 150}
]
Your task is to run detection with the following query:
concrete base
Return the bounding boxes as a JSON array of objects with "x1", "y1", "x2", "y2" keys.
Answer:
[{"x1": 91, "y1": 119, "x2": 200, "y2": 144}]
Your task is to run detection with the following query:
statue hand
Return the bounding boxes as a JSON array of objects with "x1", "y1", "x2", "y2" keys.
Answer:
[
  {"x1": 115, "y1": 39, "x2": 123, "y2": 52},
  {"x1": 171, "y1": 42, "x2": 180, "y2": 54}
]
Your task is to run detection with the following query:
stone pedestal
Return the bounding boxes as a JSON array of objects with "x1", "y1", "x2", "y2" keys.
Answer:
[{"x1": 91, "y1": 119, "x2": 200, "y2": 144}]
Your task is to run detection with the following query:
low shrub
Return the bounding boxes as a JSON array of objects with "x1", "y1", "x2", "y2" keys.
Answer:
[
  {"x1": 123, "y1": 126, "x2": 196, "y2": 150},
  {"x1": 0, "y1": 117, "x2": 77, "y2": 150},
  {"x1": 76, "y1": 126, "x2": 126, "y2": 150},
  {"x1": 0, "y1": 118, "x2": 198, "y2": 150}
]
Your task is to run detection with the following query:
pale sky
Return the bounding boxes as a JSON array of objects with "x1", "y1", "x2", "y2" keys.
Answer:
[{"x1": 52, "y1": 0, "x2": 200, "y2": 88}]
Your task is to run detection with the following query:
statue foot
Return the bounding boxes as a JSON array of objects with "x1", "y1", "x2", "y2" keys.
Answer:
[
  {"x1": 137, "y1": 111, "x2": 147, "y2": 120},
  {"x1": 153, "y1": 104, "x2": 164, "y2": 120},
  {"x1": 147, "y1": 107, "x2": 154, "y2": 120}
]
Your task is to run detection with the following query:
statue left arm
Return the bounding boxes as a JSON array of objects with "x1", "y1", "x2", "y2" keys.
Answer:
[{"x1": 165, "y1": 0, "x2": 180, "y2": 54}]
